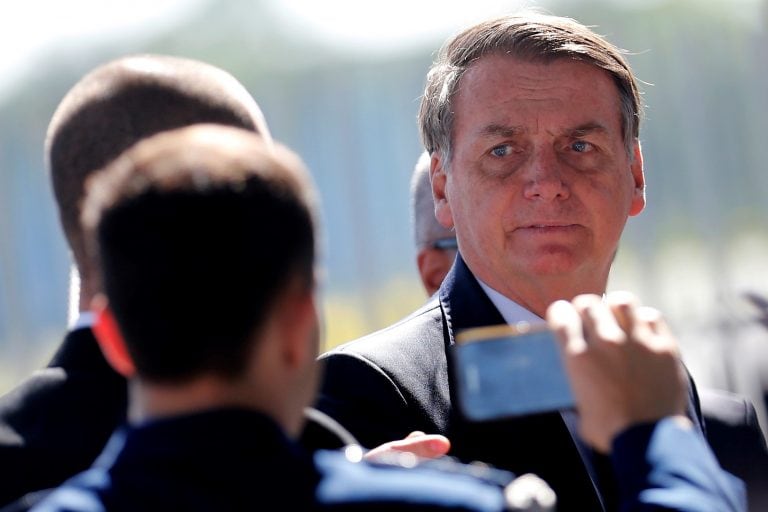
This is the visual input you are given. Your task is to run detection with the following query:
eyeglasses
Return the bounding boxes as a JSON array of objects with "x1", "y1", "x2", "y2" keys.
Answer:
[{"x1": 429, "y1": 237, "x2": 458, "y2": 251}]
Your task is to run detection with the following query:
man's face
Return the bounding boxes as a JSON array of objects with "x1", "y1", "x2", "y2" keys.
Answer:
[
  {"x1": 431, "y1": 55, "x2": 645, "y2": 309},
  {"x1": 417, "y1": 238, "x2": 458, "y2": 296}
]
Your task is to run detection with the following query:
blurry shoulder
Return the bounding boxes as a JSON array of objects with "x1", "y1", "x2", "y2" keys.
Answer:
[
  {"x1": 29, "y1": 467, "x2": 111, "y2": 512},
  {"x1": 312, "y1": 448, "x2": 509, "y2": 511},
  {"x1": 320, "y1": 298, "x2": 445, "y2": 361},
  {"x1": 700, "y1": 388, "x2": 760, "y2": 426}
]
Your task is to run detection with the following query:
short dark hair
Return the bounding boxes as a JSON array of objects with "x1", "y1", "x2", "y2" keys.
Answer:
[
  {"x1": 47, "y1": 54, "x2": 270, "y2": 271},
  {"x1": 82, "y1": 124, "x2": 317, "y2": 383},
  {"x1": 418, "y1": 12, "x2": 642, "y2": 162}
]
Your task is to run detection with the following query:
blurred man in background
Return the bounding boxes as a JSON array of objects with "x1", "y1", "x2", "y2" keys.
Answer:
[{"x1": 410, "y1": 150, "x2": 457, "y2": 297}]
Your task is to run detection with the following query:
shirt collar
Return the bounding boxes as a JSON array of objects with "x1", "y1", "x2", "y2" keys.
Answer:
[
  {"x1": 70, "y1": 311, "x2": 96, "y2": 330},
  {"x1": 476, "y1": 279, "x2": 545, "y2": 327}
]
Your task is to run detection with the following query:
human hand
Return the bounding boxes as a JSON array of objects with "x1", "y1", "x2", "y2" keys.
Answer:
[
  {"x1": 546, "y1": 291, "x2": 687, "y2": 453},
  {"x1": 363, "y1": 430, "x2": 451, "y2": 461}
]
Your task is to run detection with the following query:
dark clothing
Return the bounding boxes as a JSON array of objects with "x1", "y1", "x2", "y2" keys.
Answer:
[
  {"x1": 30, "y1": 408, "x2": 513, "y2": 512},
  {"x1": 611, "y1": 418, "x2": 745, "y2": 512},
  {"x1": 0, "y1": 324, "x2": 360, "y2": 512},
  {"x1": 307, "y1": 257, "x2": 711, "y2": 512},
  {"x1": 0, "y1": 328, "x2": 128, "y2": 507},
  {"x1": 29, "y1": 409, "x2": 745, "y2": 512},
  {"x1": 700, "y1": 388, "x2": 768, "y2": 511}
]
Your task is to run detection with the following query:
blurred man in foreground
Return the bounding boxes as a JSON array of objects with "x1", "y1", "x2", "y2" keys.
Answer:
[{"x1": 0, "y1": 54, "x2": 272, "y2": 507}]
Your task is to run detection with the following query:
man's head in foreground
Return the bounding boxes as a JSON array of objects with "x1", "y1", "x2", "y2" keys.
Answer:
[{"x1": 83, "y1": 124, "x2": 320, "y2": 436}]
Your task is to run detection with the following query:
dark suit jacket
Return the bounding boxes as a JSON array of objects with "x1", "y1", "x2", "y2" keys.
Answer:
[
  {"x1": 308, "y1": 256, "x2": 709, "y2": 512},
  {"x1": 0, "y1": 327, "x2": 128, "y2": 507},
  {"x1": 700, "y1": 388, "x2": 768, "y2": 512}
]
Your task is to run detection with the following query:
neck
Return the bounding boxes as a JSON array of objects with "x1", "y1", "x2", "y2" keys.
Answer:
[
  {"x1": 483, "y1": 272, "x2": 608, "y2": 318},
  {"x1": 130, "y1": 375, "x2": 278, "y2": 425}
]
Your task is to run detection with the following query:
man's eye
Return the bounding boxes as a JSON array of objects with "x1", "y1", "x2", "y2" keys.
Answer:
[
  {"x1": 571, "y1": 140, "x2": 591, "y2": 153},
  {"x1": 490, "y1": 145, "x2": 510, "y2": 157}
]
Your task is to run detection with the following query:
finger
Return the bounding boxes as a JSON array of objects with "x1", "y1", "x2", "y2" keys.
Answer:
[
  {"x1": 635, "y1": 306, "x2": 679, "y2": 354},
  {"x1": 570, "y1": 293, "x2": 604, "y2": 311},
  {"x1": 546, "y1": 300, "x2": 587, "y2": 354},
  {"x1": 616, "y1": 300, "x2": 654, "y2": 347},
  {"x1": 636, "y1": 306, "x2": 661, "y2": 333},
  {"x1": 364, "y1": 434, "x2": 451, "y2": 461},
  {"x1": 572, "y1": 294, "x2": 624, "y2": 344},
  {"x1": 604, "y1": 291, "x2": 641, "y2": 333},
  {"x1": 584, "y1": 301, "x2": 627, "y2": 343}
]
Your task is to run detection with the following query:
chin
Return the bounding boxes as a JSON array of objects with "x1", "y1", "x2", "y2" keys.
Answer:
[{"x1": 523, "y1": 251, "x2": 584, "y2": 276}]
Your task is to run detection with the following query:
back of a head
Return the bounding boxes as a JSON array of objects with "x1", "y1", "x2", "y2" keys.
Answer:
[
  {"x1": 410, "y1": 150, "x2": 454, "y2": 249},
  {"x1": 81, "y1": 124, "x2": 317, "y2": 383},
  {"x1": 47, "y1": 54, "x2": 271, "y2": 269}
]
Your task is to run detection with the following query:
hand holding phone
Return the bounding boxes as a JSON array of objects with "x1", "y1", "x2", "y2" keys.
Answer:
[{"x1": 546, "y1": 293, "x2": 687, "y2": 453}]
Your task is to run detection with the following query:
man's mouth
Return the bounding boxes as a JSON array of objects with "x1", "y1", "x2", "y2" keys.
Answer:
[
  {"x1": 513, "y1": 223, "x2": 583, "y2": 237},
  {"x1": 523, "y1": 223, "x2": 578, "y2": 229}
]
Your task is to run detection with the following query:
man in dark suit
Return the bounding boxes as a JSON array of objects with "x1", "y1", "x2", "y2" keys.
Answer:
[
  {"x1": 31, "y1": 123, "x2": 745, "y2": 512},
  {"x1": 408, "y1": 140, "x2": 768, "y2": 508},
  {"x1": 306, "y1": 12, "x2": 749, "y2": 511},
  {"x1": 0, "y1": 54, "x2": 272, "y2": 508}
]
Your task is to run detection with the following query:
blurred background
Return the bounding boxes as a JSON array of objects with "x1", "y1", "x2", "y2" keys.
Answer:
[{"x1": 1, "y1": 0, "x2": 768, "y2": 433}]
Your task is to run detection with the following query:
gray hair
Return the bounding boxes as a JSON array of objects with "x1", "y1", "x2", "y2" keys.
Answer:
[
  {"x1": 410, "y1": 150, "x2": 454, "y2": 248},
  {"x1": 418, "y1": 12, "x2": 642, "y2": 164}
]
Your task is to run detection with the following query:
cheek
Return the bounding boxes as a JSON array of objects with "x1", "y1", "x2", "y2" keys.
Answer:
[
  {"x1": 455, "y1": 196, "x2": 511, "y2": 252},
  {"x1": 585, "y1": 180, "x2": 634, "y2": 238},
  {"x1": 584, "y1": 170, "x2": 635, "y2": 208},
  {"x1": 448, "y1": 168, "x2": 518, "y2": 240}
]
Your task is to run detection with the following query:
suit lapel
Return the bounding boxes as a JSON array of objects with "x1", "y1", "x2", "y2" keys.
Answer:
[
  {"x1": 438, "y1": 256, "x2": 607, "y2": 511},
  {"x1": 438, "y1": 256, "x2": 506, "y2": 343}
]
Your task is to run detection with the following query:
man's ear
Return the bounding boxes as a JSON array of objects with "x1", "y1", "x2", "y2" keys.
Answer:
[
  {"x1": 279, "y1": 288, "x2": 319, "y2": 370},
  {"x1": 430, "y1": 152, "x2": 454, "y2": 229},
  {"x1": 628, "y1": 141, "x2": 646, "y2": 217},
  {"x1": 91, "y1": 294, "x2": 136, "y2": 377}
]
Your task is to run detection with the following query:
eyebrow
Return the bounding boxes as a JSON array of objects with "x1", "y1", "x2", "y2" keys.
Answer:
[
  {"x1": 477, "y1": 122, "x2": 610, "y2": 139},
  {"x1": 477, "y1": 124, "x2": 525, "y2": 138},
  {"x1": 568, "y1": 122, "x2": 609, "y2": 138}
]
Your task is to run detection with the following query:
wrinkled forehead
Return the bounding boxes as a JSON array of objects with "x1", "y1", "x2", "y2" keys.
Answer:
[{"x1": 453, "y1": 55, "x2": 624, "y2": 134}]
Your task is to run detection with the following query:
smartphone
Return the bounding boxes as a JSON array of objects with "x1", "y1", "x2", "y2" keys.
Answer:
[{"x1": 450, "y1": 322, "x2": 575, "y2": 422}]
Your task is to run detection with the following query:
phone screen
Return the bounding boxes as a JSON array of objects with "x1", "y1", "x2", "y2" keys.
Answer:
[{"x1": 451, "y1": 323, "x2": 574, "y2": 422}]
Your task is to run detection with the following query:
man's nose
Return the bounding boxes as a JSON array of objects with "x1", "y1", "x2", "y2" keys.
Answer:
[{"x1": 521, "y1": 147, "x2": 570, "y2": 201}]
